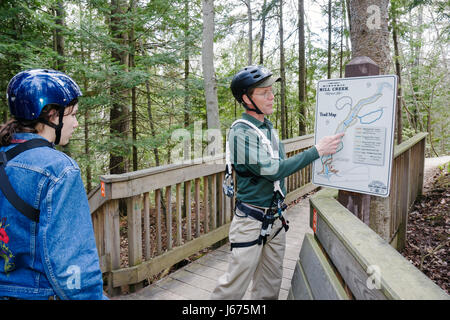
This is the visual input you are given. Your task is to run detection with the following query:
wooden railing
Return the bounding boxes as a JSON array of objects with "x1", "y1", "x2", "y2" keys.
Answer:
[
  {"x1": 88, "y1": 134, "x2": 316, "y2": 295},
  {"x1": 373, "y1": 132, "x2": 428, "y2": 249},
  {"x1": 288, "y1": 132, "x2": 449, "y2": 300}
]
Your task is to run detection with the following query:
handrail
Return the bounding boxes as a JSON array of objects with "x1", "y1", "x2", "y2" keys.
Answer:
[
  {"x1": 287, "y1": 132, "x2": 449, "y2": 300},
  {"x1": 88, "y1": 135, "x2": 315, "y2": 213},
  {"x1": 302, "y1": 187, "x2": 449, "y2": 300},
  {"x1": 87, "y1": 134, "x2": 316, "y2": 295}
]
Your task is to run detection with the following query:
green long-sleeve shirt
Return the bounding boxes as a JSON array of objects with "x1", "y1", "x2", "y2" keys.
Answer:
[{"x1": 229, "y1": 113, "x2": 319, "y2": 207}]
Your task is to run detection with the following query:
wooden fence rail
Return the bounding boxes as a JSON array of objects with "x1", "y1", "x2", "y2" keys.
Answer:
[
  {"x1": 373, "y1": 132, "x2": 428, "y2": 249},
  {"x1": 288, "y1": 132, "x2": 449, "y2": 300},
  {"x1": 88, "y1": 134, "x2": 316, "y2": 295}
]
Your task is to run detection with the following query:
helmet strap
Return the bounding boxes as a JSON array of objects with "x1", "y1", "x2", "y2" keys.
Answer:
[
  {"x1": 38, "y1": 106, "x2": 65, "y2": 145},
  {"x1": 244, "y1": 93, "x2": 264, "y2": 115}
]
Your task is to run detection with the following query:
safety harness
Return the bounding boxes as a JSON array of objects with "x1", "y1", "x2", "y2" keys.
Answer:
[
  {"x1": 0, "y1": 139, "x2": 54, "y2": 223},
  {"x1": 223, "y1": 120, "x2": 289, "y2": 250}
]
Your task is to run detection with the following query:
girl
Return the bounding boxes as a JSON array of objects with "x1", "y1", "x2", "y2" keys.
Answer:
[{"x1": 0, "y1": 69, "x2": 106, "y2": 300}]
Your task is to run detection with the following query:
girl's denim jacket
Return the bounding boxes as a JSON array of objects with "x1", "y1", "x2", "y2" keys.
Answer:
[{"x1": 0, "y1": 133, "x2": 107, "y2": 300}]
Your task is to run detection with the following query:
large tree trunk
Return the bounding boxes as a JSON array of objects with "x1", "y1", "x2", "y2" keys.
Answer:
[
  {"x1": 392, "y1": 14, "x2": 403, "y2": 144},
  {"x1": 327, "y1": 0, "x2": 332, "y2": 79},
  {"x1": 184, "y1": 0, "x2": 190, "y2": 129},
  {"x1": 245, "y1": 0, "x2": 253, "y2": 65},
  {"x1": 298, "y1": 0, "x2": 306, "y2": 135},
  {"x1": 109, "y1": 0, "x2": 129, "y2": 174},
  {"x1": 410, "y1": 5, "x2": 423, "y2": 132},
  {"x1": 79, "y1": 1, "x2": 92, "y2": 192},
  {"x1": 54, "y1": 0, "x2": 65, "y2": 72},
  {"x1": 260, "y1": 0, "x2": 267, "y2": 65},
  {"x1": 129, "y1": 0, "x2": 137, "y2": 171},
  {"x1": 202, "y1": 0, "x2": 220, "y2": 130},
  {"x1": 145, "y1": 79, "x2": 160, "y2": 167},
  {"x1": 348, "y1": 0, "x2": 390, "y2": 74},
  {"x1": 279, "y1": 0, "x2": 287, "y2": 139},
  {"x1": 53, "y1": 1, "x2": 73, "y2": 157}
]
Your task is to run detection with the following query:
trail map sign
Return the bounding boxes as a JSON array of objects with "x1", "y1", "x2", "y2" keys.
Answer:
[{"x1": 312, "y1": 75, "x2": 398, "y2": 197}]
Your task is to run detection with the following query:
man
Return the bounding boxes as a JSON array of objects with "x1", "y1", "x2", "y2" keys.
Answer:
[{"x1": 211, "y1": 65, "x2": 343, "y2": 300}]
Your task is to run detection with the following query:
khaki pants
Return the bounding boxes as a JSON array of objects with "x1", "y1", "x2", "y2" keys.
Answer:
[{"x1": 210, "y1": 206, "x2": 286, "y2": 300}]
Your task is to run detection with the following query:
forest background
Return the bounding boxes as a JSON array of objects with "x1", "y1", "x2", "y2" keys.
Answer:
[{"x1": 0, "y1": 0, "x2": 448, "y2": 193}]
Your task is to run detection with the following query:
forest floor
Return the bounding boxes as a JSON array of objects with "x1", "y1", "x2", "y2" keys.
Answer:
[{"x1": 400, "y1": 157, "x2": 449, "y2": 295}]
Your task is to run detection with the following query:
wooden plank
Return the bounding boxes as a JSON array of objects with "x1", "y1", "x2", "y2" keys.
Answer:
[
  {"x1": 299, "y1": 234, "x2": 348, "y2": 300},
  {"x1": 218, "y1": 172, "x2": 225, "y2": 226},
  {"x1": 185, "y1": 181, "x2": 192, "y2": 241},
  {"x1": 176, "y1": 183, "x2": 182, "y2": 246},
  {"x1": 393, "y1": 132, "x2": 428, "y2": 159},
  {"x1": 310, "y1": 189, "x2": 450, "y2": 300},
  {"x1": 288, "y1": 260, "x2": 313, "y2": 300},
  {"x1": 417, "y1": 138, "x2": 426, "y2": 196},
  {"x1": 143, "y1": 192, "x2": 151, "y2": 260},
  {"x1": 165, "y1": 186, "x2": 172, "y2": 250},
  {"x1": 397, "y1": 150, "x2": 410, "y2": 251},
  {"x1": 111, "y1": 223, "x2": 231, "y2": 287},
  {"x1": 184, "y1": 261, "x2": 225, "y2": 281},
  {"x1": 195, "y1": 254, "x2": 229, "y2": 272},
  {"x1": 283, "y1": 134, "x2": 314, "y2": 153},
  {"x1": 169, "y1": 269, "x2": 217, "y2": 292},
  {"x1": 203, "y1": 176, "x2": 209, "y2": 233},
  {"x1": 195, "y1": 178, "x2": 201, "y2": 237},
  {"x1": 101, "y1": 136, "x2": 313, "y2": 200},
  {"x1": 155, "y1": 189, "x2": 162, "y2": 255},
  {"x1": 284, "y1": 182, "x2": 318, "y2": 204},
  {"x1": 311, "y1": 191, "x2": 388, "y2": 300},
  {"x1": 127, "y1": 195, "x2": 142, "y2": 267},
  {"x1": 107, "y1": 200, "x2": 121, "y2": 271},
  {"x1": 88, "y1": 183, "x2": 110, "y2": 215},
  {"x1": 211, "y1": 174, "x2": 217, "y2": 229},
  {"x1": 106, "y1": 163, "x2": 224, "y2": 200},
  {"x1": 156, "y1": 277, "x2": 211, "y2": 300}
]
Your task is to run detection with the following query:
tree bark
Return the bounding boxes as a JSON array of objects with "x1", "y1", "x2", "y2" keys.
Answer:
[
  {"x1": 348, "y1": 0, "x2": 390, "y2": 74},
  {"x1": 184, "y1": 0, "x2": 190, "y2": 129},
  {"x1": 145, "y1": 79, "x2": 160, "y2": 166},
  {"x1": 202, "y1": 0, "x2": 220, "y2": 130},
  {"x1": 279, "y1": 0, "x2": 287, "y2": 139},
  {"x1": 392, "y1": 14, "x2": 403, "y2": 144},
  {"x1": 54, "y1": 0, "x2": 65, "y2": 72},
  {"x1": 109, "y1": 0, "x2": 129, "y2": 174},
  {"x1": 327, "y1": 0, "x2": 332, "y2": 79},
  {"x1": 53, "y1": 1, "x2": 73, "y2": 157},
  {"x1": 298, "y1": 0, "x2": 306, "y2": 135},
  {"x1": 79, "y1": 1, "x2": 92, "y2": 192},
  {"x1": 260, "y1": 0, "x2": 267, "y2": 65},
  {"x1": 245, "y1": 0, "x2": 253, "y2": 65}
]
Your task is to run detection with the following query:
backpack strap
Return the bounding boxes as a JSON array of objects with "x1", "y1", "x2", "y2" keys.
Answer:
[
  {"x1": 0, "y1": 139, "x2": 54, "y2": 222},
  {"x1": 225, "y1": 119, "x2": 284, "y2": 199}
]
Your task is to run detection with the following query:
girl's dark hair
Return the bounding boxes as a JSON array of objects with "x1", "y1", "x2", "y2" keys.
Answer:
[{"x1": 0, "y1": 98, "x2": 78, "y2": 146}]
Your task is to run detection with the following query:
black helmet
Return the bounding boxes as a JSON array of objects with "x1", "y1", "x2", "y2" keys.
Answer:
[{"x1": 230, "y1": 65, "x2": 280, "y2": 114}]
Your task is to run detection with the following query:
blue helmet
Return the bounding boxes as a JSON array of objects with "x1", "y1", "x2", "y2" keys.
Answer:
[{"x1": 6, "y1": 69, "x2": 82, "y2": 120}]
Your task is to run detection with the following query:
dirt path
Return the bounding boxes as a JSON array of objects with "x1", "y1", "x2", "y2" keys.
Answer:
[{"x1": 423, "y1": 156, "x2": 450, "y2": 191}]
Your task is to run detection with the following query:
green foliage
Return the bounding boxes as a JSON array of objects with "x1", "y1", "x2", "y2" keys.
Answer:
[{"x1": 0, "y1": 0, "x2": 447, "y2": 191}]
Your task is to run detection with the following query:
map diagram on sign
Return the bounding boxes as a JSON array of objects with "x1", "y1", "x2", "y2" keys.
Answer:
[{"x1": 312, "y1": 75, "x2": 397, "y2": 197}]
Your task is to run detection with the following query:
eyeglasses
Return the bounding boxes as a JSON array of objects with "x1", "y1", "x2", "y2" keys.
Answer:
[{"x1": 252, "y1": 90, "x2": 275, "y2": 99}]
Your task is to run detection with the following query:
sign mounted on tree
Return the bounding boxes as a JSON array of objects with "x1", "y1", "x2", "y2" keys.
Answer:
[{"x1": 312, "y1": 75, "x2": 398, "y2": 197}]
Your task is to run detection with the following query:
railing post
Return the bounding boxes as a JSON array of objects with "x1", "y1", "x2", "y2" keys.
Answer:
[
  {"x1": 127, "y1": 195, "x2": 143, "y2": 291},
  {"x1": 337, "y1": 56, "x2": 379, "y2": 227},
  {"x1": 104, "y1": 199, "x2": 121, "y2": 296}
]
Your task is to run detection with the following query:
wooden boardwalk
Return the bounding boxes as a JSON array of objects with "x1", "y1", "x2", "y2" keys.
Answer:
[{"x1": 116, "y1": 196, "x2": 313, "y2": 300}]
